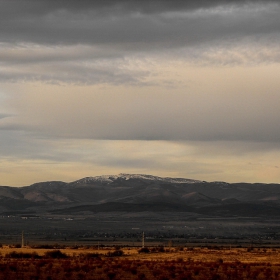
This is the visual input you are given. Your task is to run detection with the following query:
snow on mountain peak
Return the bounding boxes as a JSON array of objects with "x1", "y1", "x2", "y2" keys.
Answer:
[
  {"x1": 74, "y1": 174, "x2": 202, "y2": 184},
  {"x1": 117, "y1": 173, "x2": 200, "y2": 183}
]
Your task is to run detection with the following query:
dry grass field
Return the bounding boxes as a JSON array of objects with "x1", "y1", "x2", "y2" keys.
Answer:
[
  {"x1": 2, "y1": 246, "x2": 280, "y2": 263},
  {"x1": 1, "y1": 246, "x2": 280, "y2": 279}
]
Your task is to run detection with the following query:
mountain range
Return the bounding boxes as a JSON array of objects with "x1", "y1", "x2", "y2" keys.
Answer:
[{"x1": 1, "y1": 173, "x2": 280, "y2": 217}]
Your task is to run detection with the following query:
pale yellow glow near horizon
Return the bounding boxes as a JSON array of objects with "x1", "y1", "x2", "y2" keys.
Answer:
[{"x1": 1, "y1": 139, "x2": 280, "y2": 187}]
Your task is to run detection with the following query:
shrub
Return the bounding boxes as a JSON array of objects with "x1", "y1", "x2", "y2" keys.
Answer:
[
  {"x1": 106, "y1": 250, "x2": 124, "y2": 257},
  {"x1": 138, "y1": 247, "x2": 150, "y2": 254},
  {"x1": 82, "y1": 253, "x2": 101, "y2": 259},
  {"x1": 157, "y1": 246, "x2": 165, "y2": 252},
  {"x1": 44, "y1": 250, "x2": 68, "y2": 259},
  {"x1": 5, "y1": 251, "x2": 40, "y2": 259},
  {"x1": 32, "y1": 244, "x2": 55, "y2": 249}
]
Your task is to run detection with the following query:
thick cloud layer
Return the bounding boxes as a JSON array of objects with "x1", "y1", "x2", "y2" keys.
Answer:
[
  {"x1": 0, "y1": 0, "x2": 279, "y2": 46},
  {"x1": 0, "y1": 0, "x2": 279, "y2": 86}
]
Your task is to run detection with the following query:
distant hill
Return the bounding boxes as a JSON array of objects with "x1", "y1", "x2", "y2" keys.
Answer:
[{"x1": 1, "y1": 173, "x2": 280, "y2": 217}]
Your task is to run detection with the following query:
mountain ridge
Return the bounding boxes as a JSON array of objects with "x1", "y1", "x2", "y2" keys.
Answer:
[{"x1": 1, "y1": 173, "x2": 280, "y2": 217}]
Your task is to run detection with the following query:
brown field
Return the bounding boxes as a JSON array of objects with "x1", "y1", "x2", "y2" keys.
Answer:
[{"x1": 1, "y1": 246, "x2": 280, "y2": 279}]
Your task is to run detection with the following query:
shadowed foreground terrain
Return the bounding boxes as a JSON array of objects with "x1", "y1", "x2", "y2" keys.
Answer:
[{"x1": 1, "y1": 246, "x2": 280, "y2": 279}]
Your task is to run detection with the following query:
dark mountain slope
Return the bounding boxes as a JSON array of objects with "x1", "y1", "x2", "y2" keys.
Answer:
[
  {"x1": 0, "y1": 174, "x2": 280, "y2": 217},
  {"x1": 50, "y1": 202, "x2": 194, "y2": 214}
]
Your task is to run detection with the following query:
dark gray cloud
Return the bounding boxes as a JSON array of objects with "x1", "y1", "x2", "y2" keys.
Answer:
[
  {"x1": 0, "y1": 0, "x2": 279, "y2": 85},
  {"x1": 0, "y1": 61, "x2": 150, "y2": 85},
  {"x1": 0, "y1": 0, "x2": 279, "y2": 47},
  {"x1": 0, "y1": 5, "x2": 279, "y2": 86},
  {"x1": 1, "y1": 0, "x2": 277, "y2": 15}
]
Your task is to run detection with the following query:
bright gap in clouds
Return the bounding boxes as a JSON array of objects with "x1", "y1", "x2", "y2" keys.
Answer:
[{"x1": 0, "y1": 139, "x2": 280, "y2": 187}]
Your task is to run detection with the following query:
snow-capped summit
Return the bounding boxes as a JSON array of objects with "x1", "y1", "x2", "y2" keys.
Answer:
[
  {"x1": 117, "y1": 173, "x2": 202, "y2": 184},
  {"x1": 74, "y1": 173, "x2": 202, "y2": 185}
]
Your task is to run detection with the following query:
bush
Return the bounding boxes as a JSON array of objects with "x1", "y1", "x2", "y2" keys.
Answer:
[
  {"x1": 5, "y1": 251, "x2": 40, "y2": 259},
  {"x1": 138, "y1": 247, "x2": 150, "y2": 253},
  {"x1": 44, "y1": 250, "x2": 68, "y2": 259},
  {"x1": 80, "y1": 253, "x2": 101, "y2": 259},
  {"x1": 32, "y1": 243, "x2": 65, "y2": 249},
  {"x1": 31, "y1": 244, "x2": 55, "y2": 249},
  {"x1": 106, "y1": 250, "x2": 124, "y2": 257},
  {"x1": 157, "y1": 246, "x2": 165, "y2": 252}
]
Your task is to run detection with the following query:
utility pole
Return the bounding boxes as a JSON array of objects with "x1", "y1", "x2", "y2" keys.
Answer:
[
  {"x1": 21, "y1": 231, "x2": 24, "y2": 248},
  {"x1": 142, "y1": 232, "x2": 145, "y2": 248}
]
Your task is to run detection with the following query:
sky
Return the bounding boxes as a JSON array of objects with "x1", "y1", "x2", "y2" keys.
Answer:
[{"x1": 1, "y1": 0, "x2": 280, "y2": 186}]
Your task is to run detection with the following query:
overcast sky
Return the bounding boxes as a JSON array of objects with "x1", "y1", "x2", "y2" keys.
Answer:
[{"x1": 1, "y1": 0, "x2": 280, "y2": 186}]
